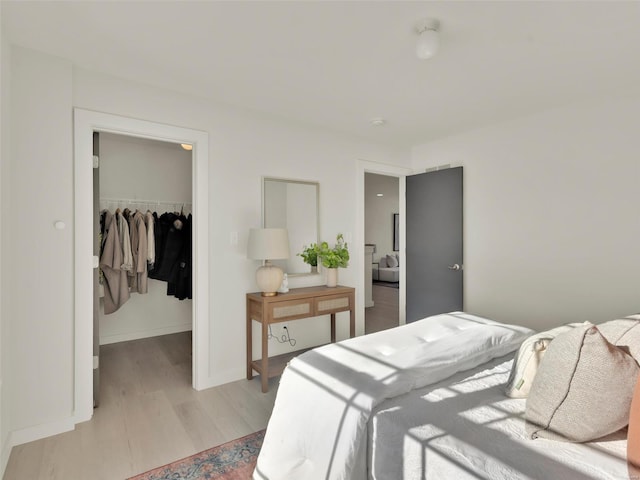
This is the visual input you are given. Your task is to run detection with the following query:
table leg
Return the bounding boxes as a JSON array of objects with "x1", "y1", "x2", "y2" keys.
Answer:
[
  {"x1": 261, "y1": 318, "x2": 269, "y2": 393},
  {"x1": 349, "y1": 302, "x2": 355, "y2": 338},
  {"x1": 331, "y1": 313, "x2": 336, "y2": 343},
  {"x1": 246, "y1": 299, "x2": 253, "y2": 380}
]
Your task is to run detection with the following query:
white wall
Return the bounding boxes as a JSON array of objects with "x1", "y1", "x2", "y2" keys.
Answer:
[
  {"x1": 365, "y1": 173, "x2": 399, "y2": 262},
  {"x1": 5, "y1": 45, "x2": 410, "y2": 447},
  {"x1": 412, "y1": 91, "x2": 640, "y2": 331},
  {"x1": 8, "y1": 47, "x2": 75, "y2": 443},
  {"x1": 98, "y1": 133, "x2": 193, "y2": 345}
]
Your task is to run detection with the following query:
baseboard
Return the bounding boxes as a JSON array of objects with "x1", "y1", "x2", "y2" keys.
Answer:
[
  {"x1": 1, "y1": 432, "x2": 11, "y2": 479},
  {"x1": 100, "y1": 323, "x2": 193, "y2": 345},
  {"x1": 9, "y1": 417, "x2": 75, "y2": 447},
  {"x1": 196, "y1": 367, "x2": 246, "y2": 391}
]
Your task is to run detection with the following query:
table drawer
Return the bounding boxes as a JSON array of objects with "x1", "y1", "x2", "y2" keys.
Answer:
[
  {"x1": 269, "y1": 298, "x2": 313, "y2": 323},
  {"x1": 315, "y1": 294, "x2": 352, "y2": 315}
]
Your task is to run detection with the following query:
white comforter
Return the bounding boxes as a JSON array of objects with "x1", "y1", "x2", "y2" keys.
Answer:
[
  {"x1": 370, "y1": 357, "x2": 629, "y2": 479},
  {"x1": 254, "y1": 312, "x2": 533, "y2": 480}
]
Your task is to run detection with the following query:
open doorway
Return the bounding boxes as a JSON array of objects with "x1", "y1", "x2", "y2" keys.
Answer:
[
  {"x1": 94, "y1": 132, "x2": 194, "y2": 407},
  {"x1": 364, "y1": 172, "x2": 400, "y2": 334},
  {"x1": 73, "y1": 109, "x2": 209, "y2": 424}
]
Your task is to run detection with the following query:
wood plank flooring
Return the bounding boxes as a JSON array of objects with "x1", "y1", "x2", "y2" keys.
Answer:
[
  {"x1": 3, "y1": 332, "x2": 278, "y2": 480},
  {"x1": 365, "y1": 284, "x2": 400, "y2": 334}
]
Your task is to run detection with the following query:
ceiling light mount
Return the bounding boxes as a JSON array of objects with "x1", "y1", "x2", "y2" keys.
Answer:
[
  {"x1": 370, "y1": 117, "x2": 386, "y2": 127},
  {"x1": 415, "y1": 18, "x2": 440, "y2": 60}
]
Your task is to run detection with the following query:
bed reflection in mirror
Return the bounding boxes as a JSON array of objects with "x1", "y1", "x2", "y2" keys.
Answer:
[{"x1": 263, "y1": 177, "x2": 319, "y2": 276}]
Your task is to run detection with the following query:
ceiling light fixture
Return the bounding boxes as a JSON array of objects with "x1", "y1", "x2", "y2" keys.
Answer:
[
  {"x1": 370, "y1": 117, "x2": 386, "y2": 127},
  {"x1": 415, "y1": 18, "x2": 440, "y2": 60},
  {"x1": 376, "y1": 193, "x2": 384, "y2": 197},
  {"x1": 180, "y1": 143, "x2": 193, "y2": 151}
]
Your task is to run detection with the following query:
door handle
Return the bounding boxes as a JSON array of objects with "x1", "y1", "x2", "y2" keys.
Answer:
[{"x1": 448, "y1": 263, "x2": 462, "y2": 271}]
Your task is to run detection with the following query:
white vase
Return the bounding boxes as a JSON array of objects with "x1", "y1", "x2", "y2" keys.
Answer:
[{"x1": 326, "y1": 268, "x2": 338, "y2": 287}]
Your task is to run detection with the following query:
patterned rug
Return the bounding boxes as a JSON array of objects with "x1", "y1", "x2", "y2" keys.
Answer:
[{"x1": 128, "y1": 430, "x2": 265, "y2": 480}]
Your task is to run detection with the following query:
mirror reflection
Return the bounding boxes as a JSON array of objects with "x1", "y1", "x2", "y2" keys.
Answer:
[{"x1": 263, "y1": 177, "x2": 319, "y2": 276}]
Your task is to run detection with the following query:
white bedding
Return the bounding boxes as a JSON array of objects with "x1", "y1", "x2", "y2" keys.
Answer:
[
  {"x1": 370, "y1": 356, "x2": 629, "y2": 479},
  {"x1": 254, "y1": 312, "x2": 533, "y2": 480}
]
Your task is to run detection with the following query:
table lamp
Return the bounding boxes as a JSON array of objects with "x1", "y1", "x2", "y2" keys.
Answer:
[{"x1": 247, "y1": 228, "x2": 290, "y2": 296}]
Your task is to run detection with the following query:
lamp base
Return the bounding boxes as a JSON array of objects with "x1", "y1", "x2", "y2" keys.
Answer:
[{"x1": 255, "y1": 261, "x2": 284, "y2": 297}]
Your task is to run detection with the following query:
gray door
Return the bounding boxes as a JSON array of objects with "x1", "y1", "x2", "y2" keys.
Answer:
[{"x1": 406, "y1": 167, "x2": 463, "y2": 322}]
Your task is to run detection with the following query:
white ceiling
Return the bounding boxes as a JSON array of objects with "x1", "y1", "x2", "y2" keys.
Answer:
[{"x1": 3, "y1": 1, "x2": 640, "y2": 148}]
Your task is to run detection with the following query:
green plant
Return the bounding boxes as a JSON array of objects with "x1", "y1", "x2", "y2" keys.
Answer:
[
  {"x1": 298, "y1": 243, "x2": 319, "y2": 267},
  {"x1": 318, "y1": 233, "x2": 349, "y2": 269}
]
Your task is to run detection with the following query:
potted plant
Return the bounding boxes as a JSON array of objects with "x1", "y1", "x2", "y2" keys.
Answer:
[
  {"x1": 317, "y1": 233, "x2": 349, "y2": 287},
  {"x1": 298, "y1": 243, "x2": 319, "y2": 273}
]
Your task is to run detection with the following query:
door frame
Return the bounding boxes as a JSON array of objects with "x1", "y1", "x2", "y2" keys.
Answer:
[
  {"x1": 356, "y1": 160, "x2": 411, "y2": 334},
  {"x1": 73, "y1": 108, "x2": 210, "y2": 424}
]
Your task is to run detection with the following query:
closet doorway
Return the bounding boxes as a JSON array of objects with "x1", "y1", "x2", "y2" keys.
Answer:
[
  {"x1": 95, "y1": 132, "x2": 194, "y2": 406},
  {"x1": 74, "y1": 109, "x2": 209, "y2": 425}
]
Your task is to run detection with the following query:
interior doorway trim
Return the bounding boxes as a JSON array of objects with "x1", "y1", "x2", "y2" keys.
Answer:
[
  {"x1": 356, "y1": 160, "x2": 411, "y2": 333},
  {"x1": 73, "y1": 108, "x2": 210, "y2": 424}
]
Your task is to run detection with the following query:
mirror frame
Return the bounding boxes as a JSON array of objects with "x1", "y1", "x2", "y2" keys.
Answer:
[{"x1": 262, "y1": 177, "x2": 320, "y2": 277}]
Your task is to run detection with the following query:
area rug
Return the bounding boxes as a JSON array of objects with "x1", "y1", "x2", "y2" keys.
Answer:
[{"x1": 128, "y1": 430, "x2": 265, "y2": 480}]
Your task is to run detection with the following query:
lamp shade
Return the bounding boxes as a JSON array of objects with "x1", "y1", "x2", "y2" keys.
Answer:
[{"x1": 247, "y1": 228, "x2": 290, "y2": 260}]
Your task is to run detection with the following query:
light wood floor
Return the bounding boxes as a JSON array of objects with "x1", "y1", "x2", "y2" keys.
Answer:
[
  {"x1": 3, "y1": 332, "x2": 278, "y2": 480},
  {"x1": 365, "y1": 283, "x2": 400, "y2": 334},
  {"x1": 4, "y1": 288, "x2": 399, "y2": 480}
]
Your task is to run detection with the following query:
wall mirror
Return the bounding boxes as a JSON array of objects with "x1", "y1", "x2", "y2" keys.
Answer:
[{"x1": 263, "y1": 177, "x2": 320, "y2": 276}]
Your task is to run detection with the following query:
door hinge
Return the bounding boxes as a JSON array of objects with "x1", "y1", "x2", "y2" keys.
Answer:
[{"x1": 92, "y1": 155, "x2": 99, "y2": 169}]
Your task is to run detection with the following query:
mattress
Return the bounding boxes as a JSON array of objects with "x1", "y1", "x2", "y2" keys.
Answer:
[{"x1": 369, "y1": 356, "x2": 629, "y2": 480}]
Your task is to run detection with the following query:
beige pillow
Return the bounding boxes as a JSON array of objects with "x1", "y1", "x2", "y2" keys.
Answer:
[
  {"x1": 598, "y1": 316, "x2": 640, "y2": 362},
  {"x1": 504, "y1": 322, "x2": 591, "y2": 399},
  {"x1": 525, "y1": 325, "x2": 639, "y2": 442},
  {"x1": 385, "y1": 254, "x2": 399, "y2": 268}
]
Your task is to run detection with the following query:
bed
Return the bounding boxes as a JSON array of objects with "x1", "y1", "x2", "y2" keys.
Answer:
[{"x1": 254, "y1": 312, "x2": 637, "y2": 480}]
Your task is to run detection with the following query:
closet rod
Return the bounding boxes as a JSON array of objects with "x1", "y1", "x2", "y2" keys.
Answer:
[{"x1": 100, "y1": 197, "x2": 192, "y2": 213}]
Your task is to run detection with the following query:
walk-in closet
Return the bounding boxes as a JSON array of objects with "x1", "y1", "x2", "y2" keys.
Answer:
[{"x1": 94, "y1": 132, "x2": 194, "y2": 409}]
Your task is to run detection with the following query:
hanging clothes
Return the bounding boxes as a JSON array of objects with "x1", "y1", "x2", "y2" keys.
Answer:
[
  {"x1": 145, "y1": 210, "x2": 155, "y2": 269},
  {"x1": 128, "y1": 210, "x2": 148, "y2": 294},
  {"x1": 99, "y1": 205, "x2": 193, "y2": 314},
  {"x1": 168, "y1": 213, "x2": 192, "y2": 300},
  {"x1": 116, "y1": 210, "x2": 133, "y2": 272},
  {"x1": 99, "y1": 210, "x2": 130, "y2": 314},
  {"x1": 148, "y1": 211, "x2": 167, "y2": 280},
  {"x1": 151, "y1": 212, "x2": 185, "y2": 282}
]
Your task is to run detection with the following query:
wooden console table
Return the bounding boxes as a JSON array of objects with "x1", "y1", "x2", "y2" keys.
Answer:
[{"x1": 246, "y1": 285, "x2": 355, "y2": 392}]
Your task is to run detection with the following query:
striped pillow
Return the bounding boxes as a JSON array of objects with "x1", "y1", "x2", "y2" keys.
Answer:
[
  {"x1": 525, "y1": 325, "x2": 639, "y2": 442},
  {"x1": 504, "y1": 322, "x2": 591, "y2": 399}
]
